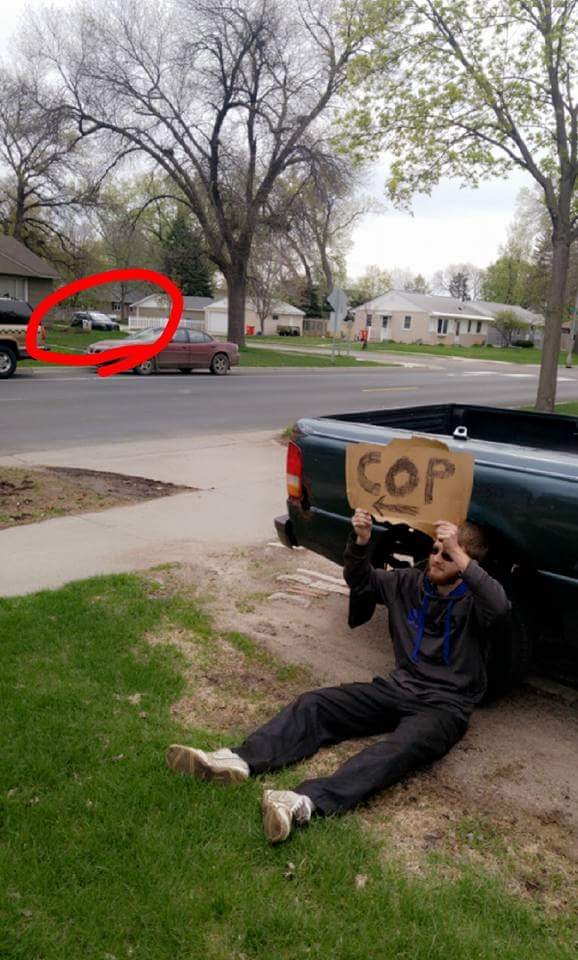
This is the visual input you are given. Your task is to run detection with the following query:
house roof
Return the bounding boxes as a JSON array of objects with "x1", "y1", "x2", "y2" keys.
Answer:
[
  {"x1": 131, "y1": 293, "x2": 213, "y2": 310},
  {"x1": 356, "y1": 289, "x2": 493, "y2": 319},
  {"x1": 0, "y1": 235, "x2": 60, "y2": 279},
  {"x1": 106, "y1": 285, "x2": 148, "y2": 304},
  {"x1": 470, "y1": 299, "x2": 544, "y2": 326},
  {"x1": 131, "y1": 293, "x2": 215, "y2": 310},
  {"x1": 209, "y1": 297, "x2": 305, "y2": 316},
  {"x1": 355, "y1": 289, "x2": 546, "y2": 323}
]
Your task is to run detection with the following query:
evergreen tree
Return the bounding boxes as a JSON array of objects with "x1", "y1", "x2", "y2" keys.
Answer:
[
  {"x1": 448, "y1": 271, "x2": 470, "y2": 302},
  {"x1": 161, "y1": 211, "x2": 214, "y2": 297}
]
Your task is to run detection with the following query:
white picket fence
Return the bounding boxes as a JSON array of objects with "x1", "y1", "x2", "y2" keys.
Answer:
[{"x1": 128, "y1": 315, "x2": 204, "y2": 331}]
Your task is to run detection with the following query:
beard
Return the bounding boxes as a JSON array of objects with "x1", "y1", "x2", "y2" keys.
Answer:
[{"x1": 427, "y1": 561, "x2": 461, "y2": 587}]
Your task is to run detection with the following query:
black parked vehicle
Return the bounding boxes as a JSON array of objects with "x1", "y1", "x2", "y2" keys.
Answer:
[{"x1": 0, "y1": 297, "x2": 34, "y2": 378}]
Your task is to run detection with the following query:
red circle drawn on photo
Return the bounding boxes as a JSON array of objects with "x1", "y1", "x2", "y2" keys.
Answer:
[{"x1": 25, "y1": 268, "x2": 184, "y2": 378}]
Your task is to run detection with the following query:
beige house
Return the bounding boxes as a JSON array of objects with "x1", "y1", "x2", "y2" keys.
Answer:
[
  {"x1": 129, "y1": 294, "x2": 214, "y2": 330},
  {"x1": 0, "y1": 236, "x2": 60, "y2": 307},
  {"x1": 352, "y1": 291, "x2": 494, "y2": 346},
  {"x1": 205, "y1": 298, "x2": 305, "y2": 336}
]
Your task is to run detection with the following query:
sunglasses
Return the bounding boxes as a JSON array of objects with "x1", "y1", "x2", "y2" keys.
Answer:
[{"x1": 430, "y1": 545, "x2": 454, "y2": 562}]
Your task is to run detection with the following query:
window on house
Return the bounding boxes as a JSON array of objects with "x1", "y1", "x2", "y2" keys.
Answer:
[
  {"x1": 272, "y1": 314, "x2": 279, "y2": 320},
  {"x1": 468, "y1": 320, "x2": 472, "y2": 333},
  {"x1": 476, "y1": 321, "x2": 483, "y2": 334},
  {"x1": 403, "y1": 315, "x2": 412, "y2": 330},
  {"x1": 437, "y1": 317, "x2": 449, "y2": 335},
  {"x1": 455, "y1": 321, "x2": 461, "y2": 336},
  {"x1": 366, "y1": 314, "x2": 373, "y2": 327},
  {"x1": 382, "y1": 315, "x2": 389, "y2": 328}
]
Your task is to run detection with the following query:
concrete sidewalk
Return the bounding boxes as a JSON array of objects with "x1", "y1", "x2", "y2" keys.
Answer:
[{"x1": 0, "y1": 431, "x2": 286, "y2": 597}]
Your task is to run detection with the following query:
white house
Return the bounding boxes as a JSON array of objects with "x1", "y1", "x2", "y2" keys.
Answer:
[
  {"x1": 352, "y1": 291, "x2": 494, "y2": 345},
  {"x1": 205, "y1": 298, "x2": 305, "y2": 336},
  {"x1": 129, "y1": 294, "x2": 215, "y2": 330}
]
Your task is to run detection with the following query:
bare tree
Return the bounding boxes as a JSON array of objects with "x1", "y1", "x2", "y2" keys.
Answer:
[
  {"x1": 0, "y1": 66, "x2": 119, "y2": 259},
  {"x1": 30, "y1": 0, "x2": 367, "y2": 345},
  {"x1": 278, "y1": 156, "x2": 370, "y2": 307},
  {"x1": 432, "y1": 263, "x2": 485, "y2": 301},
  {"x1": 246, "y1": 230, "x2": 293, "y2": 332}
]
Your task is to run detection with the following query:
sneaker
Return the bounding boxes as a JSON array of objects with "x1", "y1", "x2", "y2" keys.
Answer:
[
  {"x1": 261, "y1": 789, "x2": 313, "y2": 843},
  {"x1": 165, "y1": 745, "x2": 249, "y2": 784}
]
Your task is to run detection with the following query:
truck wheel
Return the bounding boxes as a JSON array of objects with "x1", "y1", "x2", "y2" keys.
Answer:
[
  {"x1": 0, "y1": 347, "x2": 17, "y2": 379},
  {"x1": 482, "y1": 588, "x2": 536, "y2": 704}
]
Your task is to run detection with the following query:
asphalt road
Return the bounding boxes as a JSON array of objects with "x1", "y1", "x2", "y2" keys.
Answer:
[{"x1": 3, "y1": 357, "x2": 578, "y2": 454}]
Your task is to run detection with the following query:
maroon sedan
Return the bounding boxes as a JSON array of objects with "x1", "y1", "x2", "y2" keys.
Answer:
[{"x1": 87, "y1": 327, "x2": 239, "y2": 375}]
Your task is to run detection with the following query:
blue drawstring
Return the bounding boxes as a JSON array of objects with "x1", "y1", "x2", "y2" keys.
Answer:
[
  {"x1": 409, "y1": 579, "x2": 469, "y2": 665},
  {"x1": 410, "y1": 595, "x2": 430, "y2": 663}
]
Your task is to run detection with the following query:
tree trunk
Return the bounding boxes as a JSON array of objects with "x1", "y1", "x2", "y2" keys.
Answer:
[
  {"x1": 226, "y1": 267, "x2": 247, "y2": 347},
  {"x1": 12, "y1": 178, "x2": 26, "y2": 241},
  {"x1": 535, "y1": 232, "x2": 571, "y2": 412}
]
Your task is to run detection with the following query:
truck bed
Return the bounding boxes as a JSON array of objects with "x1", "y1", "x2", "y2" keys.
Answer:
[{"x1": 325, "y1": 403, "x2": 578, "y2": 455}]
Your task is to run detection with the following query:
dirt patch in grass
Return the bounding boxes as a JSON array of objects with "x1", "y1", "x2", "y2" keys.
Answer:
[
  {"x1": 359, "y1": 778, "x2": 578, "y2": 915},
  {"x1": 0, "y1": 466, "x2": 195, "y2": 529}
]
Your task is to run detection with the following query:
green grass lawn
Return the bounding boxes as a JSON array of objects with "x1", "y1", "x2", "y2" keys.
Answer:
[
  {"x1": 43, "y1": 327, "x2": 127, "y2": 352},
  {"x1": 521, "y1": 401, "x2": 578, "y2": 414},
  {"x1": 253, "y1": 335, "x2": 571, "y2": 366},
  {"x1": 1, "y1": 573, "x2": 576, "y2": 960}
]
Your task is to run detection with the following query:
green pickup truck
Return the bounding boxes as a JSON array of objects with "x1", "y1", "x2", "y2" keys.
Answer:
[{"x1": 275, "y1": 403, "x2": 578, "y2": 698}]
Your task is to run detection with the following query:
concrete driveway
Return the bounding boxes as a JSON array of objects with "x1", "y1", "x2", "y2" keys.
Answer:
[{"x1": 0, "y1": 431, "x2": 286, "y2": 596}]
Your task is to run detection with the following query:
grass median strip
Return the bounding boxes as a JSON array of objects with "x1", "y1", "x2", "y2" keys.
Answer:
[
  {"x1": 254, "y1": 336, "x2": 571, "y2": 366},
  {"x1": 1, "y1": 573, "x2": 576, "y2": 959},
  {"x1": 239, "y1": 346, "x2": 385, "y2": 367}
]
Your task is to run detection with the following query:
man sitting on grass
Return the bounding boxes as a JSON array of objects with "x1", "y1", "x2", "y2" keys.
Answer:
[{"x1": 166, "y1": 511, "x2": 510, "y2": 843}]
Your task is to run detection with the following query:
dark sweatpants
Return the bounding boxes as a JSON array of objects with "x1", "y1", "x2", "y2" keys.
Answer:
[{"x1": 234, "y1": 678, "x2": 467, "y2": 816}]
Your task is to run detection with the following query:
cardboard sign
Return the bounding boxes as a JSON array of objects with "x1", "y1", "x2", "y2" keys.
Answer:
[{"x1": 346, "y1": 438, "x2": 474, "y2": 538}]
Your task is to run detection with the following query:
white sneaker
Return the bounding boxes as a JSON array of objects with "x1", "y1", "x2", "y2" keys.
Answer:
[
  {"x1": 165, "y1": 745, "x2": 249, "y2": 784},
  {"x1": 262, "y1": 789, "x2": 314, "y2": 843}
]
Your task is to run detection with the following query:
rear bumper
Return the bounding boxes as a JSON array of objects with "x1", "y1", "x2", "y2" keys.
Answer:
[{"x1": 274, "y1": 514, "x2": 298, "y2": 549}]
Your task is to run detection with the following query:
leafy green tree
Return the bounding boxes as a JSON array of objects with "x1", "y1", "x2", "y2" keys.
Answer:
[
  {"x1": 482, "y1": 253, "x2": 535, "y2": 308},
  {"x1": 348, "y1": 0, "x2": 578, "y2": 410},
  {"x1": 490, "y1": 309, "x2": 531, "y2": 347},
  {"x1": 405, "y1": 273, "x2": 430, "y2": 294},
  {"x1": 348, "y1": 264, "x2": 392, "y2": 306}
]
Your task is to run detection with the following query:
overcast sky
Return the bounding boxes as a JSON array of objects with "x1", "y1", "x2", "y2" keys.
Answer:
[{"x1": 2, "y1": 0, "x2": 528, "y2": 281}]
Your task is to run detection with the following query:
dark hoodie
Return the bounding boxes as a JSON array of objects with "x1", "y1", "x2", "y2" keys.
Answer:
[{"x1": 343, "y1": 536, "x2": 511, "y2": 721}]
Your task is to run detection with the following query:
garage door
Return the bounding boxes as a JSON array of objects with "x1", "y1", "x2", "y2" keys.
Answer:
[{"x1": 206, "y1": 311, "x2": 227, "y2": 334}]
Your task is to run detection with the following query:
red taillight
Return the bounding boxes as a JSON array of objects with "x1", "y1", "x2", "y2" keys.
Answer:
[{"x1": 286, "y1": 441, "x2": 302, "y2": 499}]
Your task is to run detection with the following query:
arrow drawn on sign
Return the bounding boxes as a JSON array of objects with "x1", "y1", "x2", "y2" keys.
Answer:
[{"x1": 372, "y1": 498, "x2": 419, "y2": 517}]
